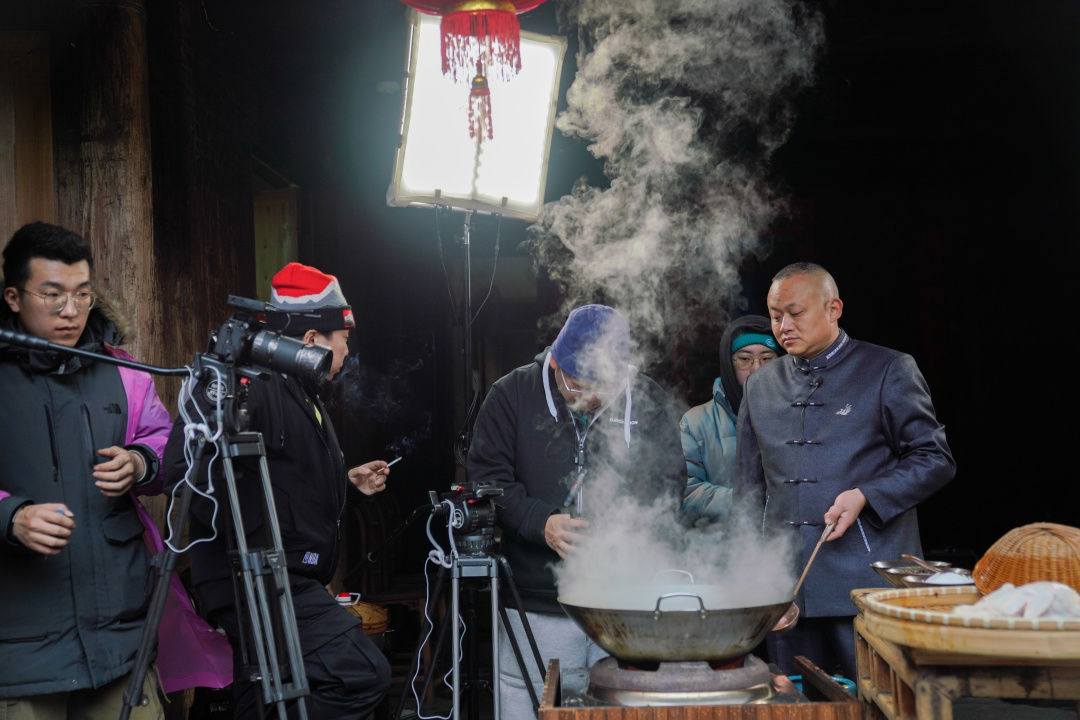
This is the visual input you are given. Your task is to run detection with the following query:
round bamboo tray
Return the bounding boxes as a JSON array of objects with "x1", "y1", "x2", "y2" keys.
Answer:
[{"x1": 854, "y1": 586, "x2": 1080, "y2": 661}]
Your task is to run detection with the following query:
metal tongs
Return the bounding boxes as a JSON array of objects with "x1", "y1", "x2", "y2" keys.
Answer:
[{"x1": 771, "y1": 520, "x2": 837, "y2": 633}]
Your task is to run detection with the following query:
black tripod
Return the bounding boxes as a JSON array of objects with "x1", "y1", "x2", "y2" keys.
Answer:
[
  {"x1": 391, "y1": 502, "x2": 546, "y2": 720},
  {"x1": 120, "y1": 355, "x2": 310, "y2": 720}
]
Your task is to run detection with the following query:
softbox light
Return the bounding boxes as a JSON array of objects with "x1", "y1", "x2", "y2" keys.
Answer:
[{"x1": 387, "y1": 9, "x2": 566, "y2": 222}]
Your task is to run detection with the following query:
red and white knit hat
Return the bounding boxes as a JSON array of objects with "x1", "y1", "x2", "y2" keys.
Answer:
[{"x1": 266, "y1": 262, "x2": 355, "y2": 336}]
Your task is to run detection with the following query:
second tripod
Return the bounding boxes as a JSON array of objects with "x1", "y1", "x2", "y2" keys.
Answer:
[{"x1": 392, "y1": 491, "x2": 545, "y2": 720}]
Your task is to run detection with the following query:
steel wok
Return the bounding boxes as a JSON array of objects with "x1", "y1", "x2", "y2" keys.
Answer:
[{"x1": 559, "y1": 588, "x2": 790, "y2": 663}]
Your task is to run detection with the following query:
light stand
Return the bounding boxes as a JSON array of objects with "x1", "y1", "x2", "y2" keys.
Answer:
[
  {"x1": 460, "y1": 209, "x2": 475, "y2": 458},
  {"x1": 384, "y1": 9, "x2": 567, "y2": 716}
]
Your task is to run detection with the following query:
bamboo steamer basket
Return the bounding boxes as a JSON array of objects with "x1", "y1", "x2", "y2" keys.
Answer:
[
  {"x1": 344, "y1": 601, "x2": 390, "y2": 641},
  {"x1": 972, "y1": 522, "x2": 1080, "y2": 595}
]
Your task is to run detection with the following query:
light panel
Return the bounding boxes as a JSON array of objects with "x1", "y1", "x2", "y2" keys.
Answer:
[{"x1": 387, "y1": 10, "x2": 566, "y2": 221}]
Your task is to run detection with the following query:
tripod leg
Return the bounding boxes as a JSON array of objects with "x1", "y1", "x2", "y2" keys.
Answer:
[
  {"x1": 452, "y1": 573, "x2": 462, "y2": 720},
  {"x1": 496, "y1": 556, "x2": 545, "y2": 679},
  {"x1": 464, "y1": 584, "x2": 482, "y2": 720},
  {"x1": 119, "y1": 441, "x2": 205, "y2": 720},
  {"x1": 221, "y1": 461, "x2": 292, "y2": 720},
  {"x1": 495, "y1": 604, "x2": 540, "y2": 715},
  {"x1": 218, "y1": 438, "x2": 310, "y2": 720},
  {"x1": 393, "y1": 563, "x2": 449, "y2": 720},
  {"x1": 487, "y1": 575, "x2": 499, "y2": 720}
]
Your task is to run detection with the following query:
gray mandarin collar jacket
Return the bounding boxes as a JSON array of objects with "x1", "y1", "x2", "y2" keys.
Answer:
[{"x1": 735, "y1": 330, "x2": 955, "y2": 617}]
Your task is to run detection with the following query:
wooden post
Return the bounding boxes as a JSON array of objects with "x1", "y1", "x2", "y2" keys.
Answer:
[
  {"x1": 0, "y1": 33, "x2": 55, "y2": 243},
  {"x1": 56, "y1": 0, "x2": 160, "y2": 365},
  {"x1": 51, "y1": 4, "x2": 175, "y2": 663}
]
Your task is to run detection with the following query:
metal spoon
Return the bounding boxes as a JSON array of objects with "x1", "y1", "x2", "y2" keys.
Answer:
[
  {"x1": 901, "y1": 553, "x2": 942, "y2": 574},
  {"x1": 771, "y1": 521, "x2": 837, "y2": 633}
]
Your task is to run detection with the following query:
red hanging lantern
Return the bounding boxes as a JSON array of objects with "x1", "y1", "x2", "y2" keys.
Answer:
[
  {"x1": 468, "y1": 62, "x2": 493, "y2": 141},
  {"x1": 401, "y1": 0, "x2": 549, "y2": 84}
]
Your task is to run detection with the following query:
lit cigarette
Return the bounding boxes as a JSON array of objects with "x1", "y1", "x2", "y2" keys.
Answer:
[{"x1": 387, "y1": 456, "x2": 403, "y2": 468}]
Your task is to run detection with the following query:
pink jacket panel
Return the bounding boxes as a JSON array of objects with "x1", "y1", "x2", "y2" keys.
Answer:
[{"x1": 107, "y1": 346, "x2": 233, "y2": 692}]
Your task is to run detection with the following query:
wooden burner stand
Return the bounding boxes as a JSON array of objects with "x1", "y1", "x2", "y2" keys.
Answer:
[{"x1": 539, "y1": 657, "x2": 860, "y2": 719}]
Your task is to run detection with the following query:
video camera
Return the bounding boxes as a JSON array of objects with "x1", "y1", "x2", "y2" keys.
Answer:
[
  {"x1": 186, "y1": 296, "x2": 333, "y2": 434},
  {"x1": 432, "y1": 480, "x2": 503, "y2": 557},
  {"x1": 207, "y1": 296, "x2": 332, "y2": 387}
]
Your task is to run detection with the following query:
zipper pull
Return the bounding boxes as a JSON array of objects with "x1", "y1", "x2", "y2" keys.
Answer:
[{"x1": 563, "y1": 446, "x2": 587, "y2": 508}]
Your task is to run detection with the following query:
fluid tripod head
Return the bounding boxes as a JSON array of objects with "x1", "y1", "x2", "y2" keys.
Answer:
[{"x1": 436, "y1": 480, "x2": 503, "y2": 557}]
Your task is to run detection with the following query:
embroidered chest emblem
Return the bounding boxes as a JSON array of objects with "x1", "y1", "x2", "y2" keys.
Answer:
[
  {"x1": 302, "y1": 552, "x2": 320, "y2": 565},
  {"x1": 836, "y1": 403, "x2": 853, "y2": 416}
]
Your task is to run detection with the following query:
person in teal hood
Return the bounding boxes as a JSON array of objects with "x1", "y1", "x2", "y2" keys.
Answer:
[{"x1": 680, "y1": 314, "x2": 781, "y2": 525}]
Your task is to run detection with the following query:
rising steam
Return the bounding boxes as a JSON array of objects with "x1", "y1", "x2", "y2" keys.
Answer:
[
  {"x1": 536, "y1": 0, "x2": 823, "y2": 608},
  {"x1": 532, "y1": 0, "x2": 823, "y2": 374},
  {"x1": 555, "y1": 464, "x2": 795, "y2": 610}
]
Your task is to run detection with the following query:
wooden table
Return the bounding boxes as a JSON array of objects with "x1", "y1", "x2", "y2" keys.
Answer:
[{"x1": 853, "y1": 588, "x2": 1080, "y2": 720}]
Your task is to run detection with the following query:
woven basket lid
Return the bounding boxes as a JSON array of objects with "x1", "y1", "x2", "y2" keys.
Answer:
[{"x1": 972, "y1": 522, "x2": 1080, "y2": 594}]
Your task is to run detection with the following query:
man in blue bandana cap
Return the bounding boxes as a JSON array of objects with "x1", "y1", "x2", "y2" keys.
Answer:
[{"x1": 467, "y1": 304, "x2": 684, "y2": 719}]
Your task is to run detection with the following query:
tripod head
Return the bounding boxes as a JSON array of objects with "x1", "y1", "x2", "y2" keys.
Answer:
[
  {"x1": 359, "y1": 480, "x2": 504, "y2": 574},
  {"x1": 439, "y1": 481, "x2": 502, "y2": 557}
]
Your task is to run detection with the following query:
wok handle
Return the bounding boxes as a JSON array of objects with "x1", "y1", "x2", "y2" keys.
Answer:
[{"x1": 653, "y1": 592, "x2": 707, "y2": 620}]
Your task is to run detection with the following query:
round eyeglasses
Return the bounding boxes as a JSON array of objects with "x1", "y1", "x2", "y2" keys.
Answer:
[
  {"x1": 19, "y1": 288, "x2": 97, "y2": 314},
  {"x1": 557, "y1": 366, "x2": 620, "y2": 399},
  {"x1": 732, "y1": 353, "x2": 777, "y2": 371}
]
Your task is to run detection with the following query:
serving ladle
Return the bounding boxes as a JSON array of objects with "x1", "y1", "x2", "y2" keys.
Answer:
[
  {"x1": 771, "y1": 521, "x2": 837, "y2": 633},
  {"x1": 901, "y1": 553, "x2": 943, "y2": 574}
]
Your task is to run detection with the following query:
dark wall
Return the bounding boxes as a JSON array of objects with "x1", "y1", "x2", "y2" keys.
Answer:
[{"x1": 763, "y1": 1, "x2": 1080, "y2": 556}]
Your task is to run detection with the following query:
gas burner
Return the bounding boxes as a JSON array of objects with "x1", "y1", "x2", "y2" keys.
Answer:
[{"x1": 586, "y1": 654, "x2": 775, "y2": 706}]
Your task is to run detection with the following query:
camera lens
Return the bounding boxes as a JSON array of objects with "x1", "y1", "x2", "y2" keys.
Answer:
[{"x1": 249, "y1": 330, "x2": 332, "y2": 386}]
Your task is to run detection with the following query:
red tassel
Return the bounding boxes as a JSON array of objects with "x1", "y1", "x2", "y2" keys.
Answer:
[
  {"x1": 468, "y1": 65, "x2": 494, "y2": 141},
  {"x1": 441, "y1": 9, "x2": 521, "y2": 84}
]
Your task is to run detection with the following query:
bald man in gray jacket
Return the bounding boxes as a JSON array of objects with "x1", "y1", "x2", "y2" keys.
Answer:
[{"x1": 736, "y1": 262, "x2": 955, "y2": 680}]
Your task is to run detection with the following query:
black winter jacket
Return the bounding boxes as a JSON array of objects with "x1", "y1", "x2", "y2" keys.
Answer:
[
  {"x1": 466, "y1": 350, "x2": 685, "y2": 614},
  {"x1": 0, "y1": 308, "x2": 164, "y2": 697},
  {"x1": 164, "y1": 371, "x2": 349, "y2": 614}
]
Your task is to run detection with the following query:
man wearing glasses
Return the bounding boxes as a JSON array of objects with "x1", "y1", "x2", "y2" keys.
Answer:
[
  {"x1": 680, "y1": 314, "x2": 781, "y2": 526},
  {"x1": 467, "y1": 304, "x2": 684, "y2": 718},
  {"x1": 0, "y1": 222, "x2": 173, "y2": 717}
]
